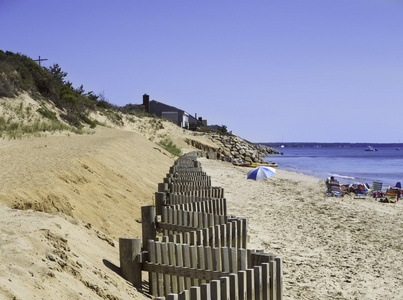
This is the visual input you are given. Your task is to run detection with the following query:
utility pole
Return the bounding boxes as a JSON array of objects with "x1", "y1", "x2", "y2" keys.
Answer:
[{"x1": 34, "y1": 56, "x2": 48, "y2": 66}]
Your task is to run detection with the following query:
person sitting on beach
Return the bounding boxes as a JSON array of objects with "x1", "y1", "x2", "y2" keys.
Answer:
[
  {"x1": 392, "y1": 183, "x2": 402, "y2": 201},
  {"x1": 325, "y1": 176, "x2": 335, "y2": 192},
  {"x1": 233, "y1": 158, "x2": 243, "y2": 163},
  {"x1": 225, "y1": 155, "x2": 233, "y2": 162},
  {"x1": 217, "y1": 148, "x2": 221, "y2": 160}
]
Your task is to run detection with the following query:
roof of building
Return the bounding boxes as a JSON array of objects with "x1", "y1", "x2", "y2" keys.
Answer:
[{"x1": 150, "y1": 100, "x2": 198, "y2": 123}]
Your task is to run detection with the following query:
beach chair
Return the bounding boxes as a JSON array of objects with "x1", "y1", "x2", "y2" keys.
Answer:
[
  {"x1": 370, "y1": 181, "x2": 383, "y2": 200},
  {"x1": 341, "y1": 184, "x2": 350, "y2": 196},
  {"x1": 372, "y1": 181, "x2": 383, "y2": 191},
  {"x1": 380, "y1": 188, "x2": 400, "y2": 203},
  {"x1": 353, "y1": 184, "x2": 368, "y2": 199}
]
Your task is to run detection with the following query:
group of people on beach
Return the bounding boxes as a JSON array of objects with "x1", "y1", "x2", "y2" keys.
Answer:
[{"x1": 325, "y1": 176, "x2": 402, "y2": 202}]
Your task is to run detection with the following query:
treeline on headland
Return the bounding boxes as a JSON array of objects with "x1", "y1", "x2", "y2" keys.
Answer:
[{"x1": 0, "y1": 50, "x2": 142, "y2": 129}]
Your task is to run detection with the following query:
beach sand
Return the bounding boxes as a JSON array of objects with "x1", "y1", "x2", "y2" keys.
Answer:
[
  {"x1": 0, "y1": 127, "x2": 172, "y2": 299},
  {"x1": 200, "y1": 158, "x2": 403, "y2": 300},
  {"x1": 0, "y1": 124, "x2": 402, "y2": 299}
]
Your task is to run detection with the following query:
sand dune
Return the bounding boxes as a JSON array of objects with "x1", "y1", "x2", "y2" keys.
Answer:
[
  {"x1": 0, "y1": 127, "x2": 175, "y2": 299},
  {"x1": 0, "y1": 127, "x2": 175, "y2": 240}
]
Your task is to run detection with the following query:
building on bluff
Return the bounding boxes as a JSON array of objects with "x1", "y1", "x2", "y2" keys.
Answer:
[{"x1": 125, "y1": 94, "x2": 210, "y2": 131}]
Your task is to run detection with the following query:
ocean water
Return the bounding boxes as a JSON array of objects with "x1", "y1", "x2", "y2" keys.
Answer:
[{"x1": 262, "y1": 143, "x2": 403, "y2": 187}]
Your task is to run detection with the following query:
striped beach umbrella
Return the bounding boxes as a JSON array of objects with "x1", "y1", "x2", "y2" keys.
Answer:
[{"x1": 247, "y1": 166, "x2": 276, "y2": 180}]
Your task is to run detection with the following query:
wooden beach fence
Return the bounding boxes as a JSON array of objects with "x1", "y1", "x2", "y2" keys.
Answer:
[{"x1": 119, "y1": 153, "x2": 283, "y2": 299}]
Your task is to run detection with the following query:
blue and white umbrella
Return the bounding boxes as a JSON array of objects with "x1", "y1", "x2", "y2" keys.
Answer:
[{"x1": 247, "y1": 166, "x2": 276, "y2": 180}]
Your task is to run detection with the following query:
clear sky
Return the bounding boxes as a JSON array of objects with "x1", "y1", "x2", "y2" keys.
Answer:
[{"x1": 1, "y1": 0, "x2": 402, "y2": 143}]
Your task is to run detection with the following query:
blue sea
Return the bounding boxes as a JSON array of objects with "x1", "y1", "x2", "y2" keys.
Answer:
[{"x1": 262, "y1": 143, "x2": 403, "y2": 187}]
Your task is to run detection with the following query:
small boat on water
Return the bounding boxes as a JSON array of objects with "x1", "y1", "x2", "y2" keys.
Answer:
[
  {"x1": 364, "y1": 146, "x2": 377, "y2": 151},
  {"x1": 232, "y1": 162, "x2": 278, "y2": 168}
]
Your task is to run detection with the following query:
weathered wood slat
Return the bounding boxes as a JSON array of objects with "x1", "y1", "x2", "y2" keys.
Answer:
[
  {"x1": 275, "y1": 257, "x2": 283, "y2": 300},
  {"x1": 246, "y1": 268, "x2": 255, "y2": 300},
  {"x1": 157, "y1": 222, "x2": 199, "y2": 233},
  {"x1": 254, "y1": 265, "x2": 263, "y2": 300},
  {"x1": 161, "y1": 243, "x2": 171, "y2": 295},
  {"x1": 230, "y1": 273, "x2": 239, "y2": 300},
  {"x1": 156, "y1": 241, "x2": 165, "y2": 296},
  {"x1": 168, "y1": 243, "x2": 178, "y2": 294},
  {"x1": 211, "y1": 280, "x2": 220, "y2": 300},
  {"x1": 149, "y1": 240, "x2": 158, "y2": 296},
  {"x1": 119, "y1": 237, "x2": 142, "y2": 287},
  {"x1": 175, "y1": 244, "x2": 184, "y2": 293},
  {"x1": 220, "y1": 276, "x2": 230, "y2": 300},
  {"x1": 238, "y1": 270, "x2": 247, "y2": 300},
  {"x1": 143, "y1": 262, "x2": 231, "y2": 281},
  {"x1": 181, "y1": 244, "x2": 191, "y2": 290}
]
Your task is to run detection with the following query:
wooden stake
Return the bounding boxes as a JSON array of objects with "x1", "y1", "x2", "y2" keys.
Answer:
[{"x1": 118, "y1": 237, "x2": 142, "y2": 288}]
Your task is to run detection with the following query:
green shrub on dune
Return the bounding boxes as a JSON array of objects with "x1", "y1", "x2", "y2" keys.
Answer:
[{"x1": 158, "y1": 138, "x2": 182, "y2": 157}]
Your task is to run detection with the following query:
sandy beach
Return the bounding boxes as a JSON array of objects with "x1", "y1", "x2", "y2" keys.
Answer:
[
  {"x1": 200, "y1": 158, "x2": 403, "y2": 299},
  {"x1": 0, "y1": 125, "x2": 402, "y2": 299}
]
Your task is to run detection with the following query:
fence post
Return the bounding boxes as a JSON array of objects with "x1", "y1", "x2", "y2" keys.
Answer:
[
  {"x1": 148, "y1": 240, "x2": 157, "y2": 296},
  {"x1": 142, "y1": 205, "x2": 156, "y2": 251},
  {"x1": 169, "y1": 242, "x2": 178, "y2": 293},
  {"x1": 238, "y1": 270, "x2": 247, "y2": 300},
  {"x1": 201, "y1": 283, "x2": 211, "y2": 299},
  {"x1": 254, "y1": 265, "x2": 262, "y2": 300},
  {"x1": 175, "y1": 243, "x2": 185, "y2": 292},
  {"x1": 275, "y1": 257, "x2": 283, "y2": 300},
  {"x1": 238, "y1": 248, "x2": 246, "y2": 271},
  {"x1": 221, "y1": 276, "x2": 230, "y2": 300},
  {"x1": 118, "y1": 237, "x2": 142, "y2": 288},
  {"x1": 221, "y1": 247, "x2": 229, "y2": 272},
  {"x1": 261, "y1": 263, "x2": 270, "y2": 300},
  {"x1": 190, "y1": 286, "x2": 201, "y2": 300},
  {"x1": 230, "y1": 273, "x2": 239, "y2": 300},
  {"x1": 242, "y1": 218, "x2": 248, "y2": 250},
  {"x1": 161, "y1": 242, "x2": 171, "y2": 295},
  {"x1": 179, "y1": 290, "x2": 190, "y2": 300},
  {"x1": 229, "y1": 247, "x2": 237, "y2": 273},
  {"x1": 269, "y1": 260, "x2": 277, "y2": 300},
  {"x1": 212, "y1": 247, "x2": 221, "y2": 272},
  {"x1": 182, "y1": 244, "x2": 191, "y2": 290},
  {"x1": 246, "y1": 268, "x2": 255, "y2": 300},
  {"x1": 158, "y1": 182, "x2": 168, "y2": 193},
  {"x1": 211, "y1": 280, "x2": 220, "y2": 300},
  {"x1": 155, "y1": 192, "x2": 166, "y2": 216}
]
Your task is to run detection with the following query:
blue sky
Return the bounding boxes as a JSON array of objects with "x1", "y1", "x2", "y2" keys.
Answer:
[{"x1": 1, "y1": 0, "x2": 402, "y2": 143}]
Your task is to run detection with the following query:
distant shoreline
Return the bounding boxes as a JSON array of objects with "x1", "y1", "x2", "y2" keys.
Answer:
[
  {"x1": 264, "y1": 144, "x2": 403, "y2": 187},
  {"x1": 260, "y1": 142, "x2": 403, "y2": 148}
]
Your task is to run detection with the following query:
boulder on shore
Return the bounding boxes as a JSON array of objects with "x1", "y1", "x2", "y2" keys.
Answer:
[{"x1": 207, "y1": 134, "x2": 280, "y2": 163}]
